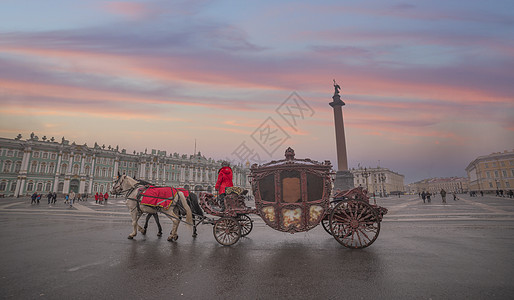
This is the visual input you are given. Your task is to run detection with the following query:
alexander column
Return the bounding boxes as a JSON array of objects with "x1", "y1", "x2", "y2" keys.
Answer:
[{"x1": 329, "y1": 80, "x2": 354, "y2": 191}]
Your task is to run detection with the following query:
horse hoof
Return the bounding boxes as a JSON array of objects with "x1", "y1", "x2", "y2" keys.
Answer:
[
  {"x1": 142, "y1": 230, "x2": 146, "y2": 235},
  {"x1": 167, "y1": 236, "x2": 178, "y2": 242},
  {"x1": 157, "y1": 232, "x2": 162, "y2": 237},
  {"x1": 127, "y1": 236, "x2": 134, "y2": 240},
  {"x1": 192, "y1": 233, "x2": 197, "y2": 238}
]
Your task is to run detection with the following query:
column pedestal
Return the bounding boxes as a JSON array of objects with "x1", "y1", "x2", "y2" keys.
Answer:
[{"x1": 333, "y1": 170, "x2": 354, "y2": 192}]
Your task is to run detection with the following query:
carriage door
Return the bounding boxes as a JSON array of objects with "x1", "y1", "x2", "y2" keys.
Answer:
[{"x1": 279, "y1": 170, "x2": 303, "y2": 231}]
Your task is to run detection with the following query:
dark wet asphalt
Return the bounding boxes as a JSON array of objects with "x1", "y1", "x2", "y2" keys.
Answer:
[{"x1": 1, "y1": 195, "x2": 513, "y2": 299}]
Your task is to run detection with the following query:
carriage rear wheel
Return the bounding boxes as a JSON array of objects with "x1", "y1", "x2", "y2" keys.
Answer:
[
  {"x1": 237, "y1": 214, "x2": 253, "y2": 237},
  {"x1": 321, "y1": 214, "x2": 332, "y2": 235},
  {"x1": 329, "y1": 200, "x2": 380, "y2": 249},
  {"x1": 213, "y1": 217, "x2": 241, "y2": 246}
]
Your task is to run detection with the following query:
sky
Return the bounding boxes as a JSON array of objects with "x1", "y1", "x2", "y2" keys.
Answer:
[{"x1": 0, "y1": 0, "x2": 513, "y2": 183}]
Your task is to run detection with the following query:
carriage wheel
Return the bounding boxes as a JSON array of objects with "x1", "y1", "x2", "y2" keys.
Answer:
[
  {"x1": 329, "y1": 200, "x2": 380, "y2": 249},
  {"x1": 237, "y1": 214, "x2": 253, "y2": 237},
  {"x1": 321, "y1": 214, "x2": 332, "y2": 235},
  {"x1": 213, "y1": 217, "x2": 241, "y2": 246}
]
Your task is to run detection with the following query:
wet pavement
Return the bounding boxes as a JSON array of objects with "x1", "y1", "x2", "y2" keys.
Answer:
[{"x1": 1, "y1": 194, "x2": 513, "y2": 299}]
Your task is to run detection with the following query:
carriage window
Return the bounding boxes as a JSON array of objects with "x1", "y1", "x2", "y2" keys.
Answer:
[
  {"x1": 281, "y1": 170, "x2": 301, "y2": 203},
  {"x1": 259, "y1": 174, "x2": 275, "y2": 202},
  {"x1": 306, "y1": 173, "x2": 324, "y2": 202}
]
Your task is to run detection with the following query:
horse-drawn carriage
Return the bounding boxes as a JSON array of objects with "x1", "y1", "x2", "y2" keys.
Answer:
[
  {"x1": 112, "y1": 147, "x2": 387, "y2": 248},
  {"x1": 200, "y1": 147, "x2": 388, "y2": 248}
]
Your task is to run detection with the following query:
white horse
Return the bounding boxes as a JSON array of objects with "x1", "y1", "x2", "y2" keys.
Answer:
[{"x1": 111, "y1": 174, "x2": 193, "y2": 241}]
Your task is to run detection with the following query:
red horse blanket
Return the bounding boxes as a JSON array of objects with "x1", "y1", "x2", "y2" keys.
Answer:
[
  {"x1": 176, "y1": 188, "x2": 189, "y2": 198},
  {"x1": 140, "y1": 186, "x2": 178, "y2": 209}
]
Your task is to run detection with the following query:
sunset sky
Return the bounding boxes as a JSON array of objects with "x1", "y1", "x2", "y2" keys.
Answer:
[{"x1": 1, "y1": 0, "x2": 513, "y2": 183}]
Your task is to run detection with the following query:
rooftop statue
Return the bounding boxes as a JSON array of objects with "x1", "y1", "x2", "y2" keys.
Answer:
[{"x1": 333, "y1": 79, "x2": 341, "y2": 96}]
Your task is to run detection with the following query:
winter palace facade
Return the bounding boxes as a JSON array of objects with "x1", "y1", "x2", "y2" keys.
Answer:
[{"x1": 0, "y1": 133, "x2": 250, "y2": 197}]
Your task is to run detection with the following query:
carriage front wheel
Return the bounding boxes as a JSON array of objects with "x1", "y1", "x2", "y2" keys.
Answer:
[
  {"x1": 237, "y1": 214, "x2": 253, "y2": 237},
  {"x1": 329, "y1": 200, "x2": 380, "y2": 249},
  {"x1": 213, "y1": 217, "x2": 242, "y2": 246}
]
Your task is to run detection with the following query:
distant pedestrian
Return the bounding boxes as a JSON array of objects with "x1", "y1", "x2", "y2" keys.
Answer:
[
  {"x1": 31, "y1": 192, "x2": 37, "y2": 204},
  {"x1": 69, "y1": 191, "x2": 75, "y2": 207},
  {"x1": 421, "y1": 191, "x2": 426, "y2": 203},
  {"x1": 95, "y1": 193, "x2": 99, "y2": 204},
  {"x1": 103, "y1": 192, "x2": 109, "y2": 204},
  {"x1": 453, "y1": 192, "x2": 457, "y2": 201},
  {"x1": 426, "y1": 192, "x2": 432, "y2": 203},
  {"x1": 36, "y1": 194, "x2": 41, "y2": 204},
  {"x1": 52, "y1": 192, "x2": 57, "y2": 204},
  {"x1": 143, "y1": 213, "x2": 162, "y2": 237},
  {"x1": 47, "y1": 192, "x2": 53, "y2": 204},
  {"x1": 480, "y1": 191, "x2": 483, "y2": 197},
  {"x1": 64, "y1": 194, "x2": 69, "y2": 204},
  {"x1": 440, "y1": 189, "x2": 447, "y2": 204}
]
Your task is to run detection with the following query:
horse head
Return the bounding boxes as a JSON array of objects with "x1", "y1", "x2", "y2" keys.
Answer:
[{"x1": 111, "y1": 174, "x2": 137, "y2": 195}]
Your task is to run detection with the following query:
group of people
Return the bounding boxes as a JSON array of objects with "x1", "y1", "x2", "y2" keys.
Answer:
[
  {"x1": 420, "y1": 189, "x2": 457, "y2": 204},
  {"x1": 31, "y1": 191, "x2": 88, "y2": 207},
  {"x1": 94, "y1": 192, "x2": 109, "y2": 204}
]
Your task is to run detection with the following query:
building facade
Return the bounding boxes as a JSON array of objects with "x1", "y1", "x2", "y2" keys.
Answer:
[
  {"x1": 407, "y1": 177, "x2": 469, "y2": 195},
  {"x1": 350, "y1": 167, "x2": 405, "y2": 196},
  {"x1": 0, "y1": 134, "x2": 250, "y2": 197},
  {"x1": 465, "y1": 150, "x2": 514, "y2": 193}
]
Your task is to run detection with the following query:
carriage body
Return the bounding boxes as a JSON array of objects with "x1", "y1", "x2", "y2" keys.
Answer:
[
  {"x1": 199, "y1": 147, "x2": 386, "y2": 248},
  {"x1": 250, "y1": 148, "x2": 333, "y2": 233}
]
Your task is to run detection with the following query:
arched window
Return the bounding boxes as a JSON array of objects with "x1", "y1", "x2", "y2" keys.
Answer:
[
  {"x1": 31, "y1": 161, "x2": 38, "y2": 173},
  {"x1": 10, "y1": 182, "x2": 16, "y2": 192},
  {"x1": 73, "y1": 164, "x2": 79, "y2": 175},
  {"x1": 108, "y1": 167, "x2": 112, "y2": 177},
  {"x1": 27, "y1": 182, "x2": 34, "y2": 191},
  {"x1": 48, "y1": 163, "x2": 55, "y2": 174},
  {"x1": 58, "y1": 182, "x2": 64, "y2": 192},
  {"x1": 0, "y1": 181, "x2": 6, "y2": 191},
  {"x1": 40, "y1": 162, "x2": 47, "y2": 174},
  {"x1": 61, "y1": 163, "x2": 67, "y2": 174},
  {"x1": 95, "y1": 166, "x2": 100, "y2": 176},
  {"x1": 3, "y1": 161, "x2": 12, "y2": 173},
  {"x1": 102, "y1": 168, "x2": 107, "y2": 177},
  {"x1": 37, "y1": 182, "x2": 43, "y2": 191},
  {"x1": 45, "y1": 182, "x2": 52, "y2": 191},
  {"x1": 14, "y1": 161, "x2": 21, "y2": 173},
  {"x1": 85, "y1": 166, "x2": 90, "y2": 176},
  {"x1": 100, "y1": 185, "x2": 104, "y2": 193}
]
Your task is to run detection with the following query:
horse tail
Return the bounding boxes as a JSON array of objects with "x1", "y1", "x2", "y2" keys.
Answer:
[
  {"x1": 188, "y1": 192, "x2": 204, "y2": 216},
  {"x1": 179, "y1": 191, "x2": 193, "y2": 231}
]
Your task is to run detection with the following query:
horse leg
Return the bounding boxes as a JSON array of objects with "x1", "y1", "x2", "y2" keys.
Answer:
[
  {"x1": 166, "y1": 210, "x2": 180, "y2": 242},
  {"x1": 192, "y1": 218, "x2": 197, "y2": 238},
  {"x1": 128, "y1": 210, "x2": 142, "y2": 239}
]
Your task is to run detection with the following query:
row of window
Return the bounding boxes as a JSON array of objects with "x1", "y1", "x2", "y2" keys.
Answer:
[
  {"x1": 0, "y1": 180, "x2": 111, "y2": 194},
  {"x1": 485, "y1": 169, "x2": 514, "y2": 179},
  {"x1": 483, "y1": 160, "x2": 514, "y2": 168}
]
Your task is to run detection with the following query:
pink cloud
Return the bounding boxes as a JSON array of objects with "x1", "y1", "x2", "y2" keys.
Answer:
[{"x1": 102, "y1": 1, "x2": 150, "y2": 19}]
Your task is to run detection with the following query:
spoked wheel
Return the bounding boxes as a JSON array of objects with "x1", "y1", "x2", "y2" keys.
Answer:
[
  {"x1": 213, "y1": 217, "x2": 241, "y2": 246},
  {"x1": 237, "y1": 214, "x2": 253, "y2": 237},
  {"x1": 321, "y1": 214, "x2": 332, "y2": 235},
  {"x1": 329, "y1": 200, "x2": 380, "y2": 249}
]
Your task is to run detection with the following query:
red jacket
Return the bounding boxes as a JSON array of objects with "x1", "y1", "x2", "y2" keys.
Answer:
[
  {"x1": 215, "y1": 166, "x2": 233, "y2": 194},
  {"x1": 104, "y1": 192, "x2": 109, "y2": 200},
  {"x1": 95, "y1": 193, "x2": 99, "y2": 201}
]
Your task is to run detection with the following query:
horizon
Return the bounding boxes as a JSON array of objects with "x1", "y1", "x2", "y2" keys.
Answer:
[{"x1": 1, "y1": 1, "x2": 513, "y2": 184}]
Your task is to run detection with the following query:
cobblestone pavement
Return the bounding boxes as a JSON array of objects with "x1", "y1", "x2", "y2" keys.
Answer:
[{"x1": 1, "y1": 194, "x2": 513, "y2": 299}]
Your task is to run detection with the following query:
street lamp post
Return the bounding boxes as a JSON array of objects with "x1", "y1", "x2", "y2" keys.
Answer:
[
  {"x1": 362, "y1": 168, "x2": 370, "y2": 192},
  {"x1": 379, "y1": 173, "x2": 386, "y2": 198}
]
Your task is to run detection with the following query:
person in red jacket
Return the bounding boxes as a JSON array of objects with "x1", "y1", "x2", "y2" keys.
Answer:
[
  {"x1": 95, "y1": 193, "x2": 99, "y2": 204},
  {"x1": 215, "y1": 163, "x2": 233, "y2": 195},
  {"x1": 104, "y1": 192, "x2": 109, "y2": 204}
]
